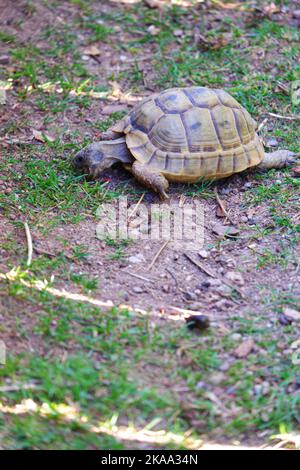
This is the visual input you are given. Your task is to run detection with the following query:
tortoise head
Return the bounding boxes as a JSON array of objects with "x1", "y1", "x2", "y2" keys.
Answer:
[{"x1": 74, "y1": 142, "x2": 116, "y2": 178}]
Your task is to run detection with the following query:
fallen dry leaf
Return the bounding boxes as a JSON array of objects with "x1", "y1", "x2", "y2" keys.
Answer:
[
  {"x1": 224, "y1": 271, "x2": 244, "y2": 287},
  {"x1": 147, "y1": 25, "x2": 160, "y2": 36},
  {"x1": 234, "y1": 338, "x2": 254, "y2": 358},
  {"x1": 216, "y1": 204, "x2": 227, "y2": 218},
  {"x1": 292, "y1": 166, "x2": 300, "y2": 177},
  {"x1": 32, "y1": 129, "x2": 55, "y2": 143},
  {"x1": 263, "y1": 2, "x2": 281, "y2": 16},
  {"x1": 144, "y1": 0, "x2": 164, "y2": 8},
  {"x1": 291, "y1": 339, "x2": 300, "y2": 349},
  {"x1": 83, "y1": 45, "x2": 101, "y2": 56},
  {"x1": 211, "y1": 223, "x2": 240, "y2": 238},
  {"x1": 0, "y1": 55, "x2": 10, "y2": 65},
  {"x1": 173, "y1": 29, "x2": 183, "y2": 37},
  {"x1": 109, "y1": 80, "x2": 122, "y2": 99},
  {"x1": 195, "y1": 32, "x2": 231, "y2": 51},
  {"x1": 283, "y1": 307, "x2": 300, "y2": 322},
  {"x1": 102, "y1": 104, "x2": 128, "y2": 115}
]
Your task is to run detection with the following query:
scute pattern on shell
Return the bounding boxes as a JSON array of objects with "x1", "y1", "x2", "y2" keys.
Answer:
[{"x1": 111, "y1": 87, "x2": 264, "y2": 181}]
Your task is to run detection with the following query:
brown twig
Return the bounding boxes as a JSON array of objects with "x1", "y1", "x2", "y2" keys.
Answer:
[
  {"x1": 184, "y1": 253, "x2": 216, "y2": 278},
  {"x1": 148, "y1": 240, "x2": 169, "y2": 271},
  {"x1": 90, "y1": 55, "x2": 101, "y2": 65},
  {"x1": 184, "y1": 253, "x2": 246, "y2": 299},
  {"x1": 214, "y1": 188, "x2": 234, "y2": 224},
  {"x1": 128, "y1": 193, "x2": 145, "y2": 220},
  {"x1": 122, "y1": 270, "x2": 155, "y2": 283},
  {"x1": 34, "y1": 246, "x2": 74, "y2": 261},
  {"x1": 24, "y1": 222, "x2": 33, "y2": 267},
  {"x1": 166, "y1": 267, "x2": 178, "y2": 287},
  {"x1": 267, "y1": 112, "x2": 300, "y2": 121},
  {"x1": 257, "y1": 117, "x2": 268, "y2": 133},
  {"x1": 168, "y1": 306, "x2": 208, "y2": 317},
  {"x1": 0, "y1": 382, "x2": 41, "y2": 392},
  {"x1": 276, "y1": 81, "x2": 290, "y2": 95}
]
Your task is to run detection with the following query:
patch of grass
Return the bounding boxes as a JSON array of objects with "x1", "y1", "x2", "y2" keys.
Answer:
[
  {"x1": 105, "y1": 237, "x2": 132, "y2": 261},
  {"x1": 1, "y1": 263, "x2": 300, "y2": 449},
  {"x1": 91, "y1": 112, "x2": 127, "y2": 132},
  {"x1": 0, "y1": 147, "x2": 121, "y2": 227},
  {"x1": 71, "y1": 245, "x2": 90, "y2": 261},
  {"x1": 69, "y1": 273, "x2": 98, "y2": 292},
  {"x1": 0, "y1": 31, "x2": 16, "y2": 43},
  {"x1": 84, "y1": 22, "x2": 114, "y2": 43}
]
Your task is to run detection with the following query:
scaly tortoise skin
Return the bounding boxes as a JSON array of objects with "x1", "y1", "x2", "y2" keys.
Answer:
[{"x1": 74, "y1": 87, "x2": 296, "y2": 198}]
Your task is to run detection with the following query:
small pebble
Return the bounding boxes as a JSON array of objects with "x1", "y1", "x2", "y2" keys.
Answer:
[
  {"x1": 196, "y1": 381, "x2": 206, "y2": 390},
  {"x1": 214, "y1": 299, "x2": 233, "y2": 310},
  {"x1": 292, "y1": 9, "x2": 300, "y2": 19},
  {"x1": 224, "y1": 271, "x2": 245, "y2": 286},
  {"x1": 266, "y1": 138, "x2": 278, "y2": 148},
  {"x1": 127, "y1": 253, "x2": 145, "y2": 264},
  {"x1": 173, "y1": 28, "x2": 183, "y2": 36},
  {"x1": 0, "y1": 55, "x2": 10, "y2": 65},
  {"x1": 208, "y1": 372, "x2": 225, "y2": 386},
  {"x1": 220, "y1": 361, "x2": 231, "y2": 372},
  {"x1": 184, "y1": 291, "x2": 197, "y2": 301},
  {"x1": 278, "y1": 314, "x2": 292, "y2": 326},
  {"x1": 199, "y1": 280, "x2": 211, "y2": 289},
  {"x1": 132, "y1": 286, "x2": 144, "y2": 294},
  {"x1": 230, "y1": 333, "x2": 242, "y2": 342}
]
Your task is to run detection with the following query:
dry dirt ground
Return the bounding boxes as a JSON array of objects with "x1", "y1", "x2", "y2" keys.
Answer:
[{"x1": 0, "y1": 0, "x2": 299, "y2": 450}]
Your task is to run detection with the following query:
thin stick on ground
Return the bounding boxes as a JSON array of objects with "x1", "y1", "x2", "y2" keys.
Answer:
[
  {"x1": 168, "y1": 306, "x2": 208, "y2": 317},
  {"x1": 148, "y1": 240, "x2": 169, "y2": 271},
  {"x1": 184, "y1": 253, "x2": 246, "y2": 299},
  {"x1": 128, "y1": 193, "x2": 145, "y2": 220},
  {"x1": 257, "y1": 118, "x2": 268, "y2": 133},
  {"x1": 33, "y1": 245, "x2": 76, "y2": 262},
  {"x1": 122, "y1": 270, "x2": 155, "y2": 283},
  {"x1": 184, "y1": 252, "x2": 216, "y2": 278},
  {"x1": 166, "y1": 267, "x2": 178, "y2": 287},
  {"x1": 267, "y1": 112, "x2": 300, "y2": 121},
  {"x1": 214, "y1": 187, "x2": 234, "y2": 224},
  {"x1": 24, "y1": 222, "x2": 33, "y2": 267}
]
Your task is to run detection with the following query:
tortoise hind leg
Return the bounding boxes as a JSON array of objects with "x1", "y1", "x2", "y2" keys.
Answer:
[
  {"x1": 258, "y1": 150, "x2": 297, "y2": 169},
  {"x1": 131, "y1": 161, "x2": 169, "y2": 199}
]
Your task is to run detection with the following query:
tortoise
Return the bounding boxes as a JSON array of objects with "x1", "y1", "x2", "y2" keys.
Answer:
[{"x1": 74, "y1": 86, "x2": 296, "y2": 199}]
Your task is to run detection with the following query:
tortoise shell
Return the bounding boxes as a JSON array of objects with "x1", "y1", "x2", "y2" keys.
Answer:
[{"x1": 111, "y1": 87, "x2": 264, "y2": 182}]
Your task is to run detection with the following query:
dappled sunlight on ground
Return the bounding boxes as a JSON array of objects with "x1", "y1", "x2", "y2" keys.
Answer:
[
  {"x1": 1, "y1": 398, "x2": 297, "y2": 449},
  {"x1": 0, "y1": 267, "x2": 190, "y2": 322},
  {"x1": 0, "y1": 398, "x2": 202, "y2": 449}
]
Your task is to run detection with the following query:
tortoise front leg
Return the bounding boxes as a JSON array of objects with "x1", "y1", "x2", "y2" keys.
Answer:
[
  {"x1": 131, "y1": 161, "x2": 169, "y2": 199},
  {"x1": 258, "y1": 150, "x2": 297, "y2": 169}
]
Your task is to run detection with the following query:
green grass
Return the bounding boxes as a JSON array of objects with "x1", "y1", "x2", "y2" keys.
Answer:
[
  {"x1": 1, "y1": 269, "x2": 299, "y2": 448},
  {"x1": 0, "y1": 145, "x2": 122, "y2": 228}
]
